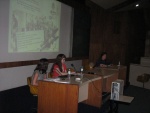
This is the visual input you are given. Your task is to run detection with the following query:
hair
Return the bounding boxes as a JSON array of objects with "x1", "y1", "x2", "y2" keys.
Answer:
[
  {"x1": 50, "y1": 54, "x2": 66, "y2": 73},
  {"x1": 34, "y1": 58, "x2": 49, "y2": 74}
]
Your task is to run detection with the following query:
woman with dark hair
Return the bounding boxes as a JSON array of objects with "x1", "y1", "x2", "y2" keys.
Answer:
[
  {"x1": 94, "y1": 52, "x2": 111, "y2": 68},
  {"x1": 51, "y1": 54, "x2": 74, "y2": 78},
  {"x1": 31, "y1": 58, "x2": 49, "y2": 85}
]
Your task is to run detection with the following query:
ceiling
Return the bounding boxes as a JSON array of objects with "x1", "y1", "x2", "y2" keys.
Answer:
[
  {"x1": 90, "y1": 0, "x2": 150, "y2": 11},
  {"x1": 90, "y1": 0, "x2": 127, "y2": 9}
]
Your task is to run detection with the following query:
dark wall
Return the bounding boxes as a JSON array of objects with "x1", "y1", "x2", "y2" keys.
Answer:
[
  {"x1": 86, "y1": 1, "x2": 148, "y2": 85},
  {"x1": 88, "y1": 5, "x2": 130, "y2": 65},
  {"x1": 58, "y1": 0, "x2": 148, "y2": 66},
  {"x1": 72, "y1": 8, "x2": 91, "y2": 57},
  {"x1": 127, "y1": 10, "x2": 146, "y2": 64},
  {"x1": 58, "y1": 0, "x2": 91, "y2": 57},
  {"x1": 87, "y1": 2, "x2": 147, "y2": 66}
]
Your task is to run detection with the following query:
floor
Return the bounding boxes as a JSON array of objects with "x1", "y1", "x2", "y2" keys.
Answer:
[{"x1": 0, "y1": 85, "x2": 150, "y2": 113}]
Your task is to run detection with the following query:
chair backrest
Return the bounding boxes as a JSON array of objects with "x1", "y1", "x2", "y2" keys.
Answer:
[
  {"x1": 27, "y1": 77, "x2": 38, "y2": 95},
  {"x1": 137, "y1": 74, "x2": 149, "y2": 82},
  {"x1": 48, "y1": 72, "x2": 53, "y2": 78}
]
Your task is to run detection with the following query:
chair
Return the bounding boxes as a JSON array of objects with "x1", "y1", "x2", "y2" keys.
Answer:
[
  {"x1": 47, "y1": 72, "x2": 53, "y2": 78},
  {"x1": 27, "y1": 77, "x2": 38, "y2": 112},
  {"x1": 27, "y1": 77, "x2": 38, "y2": 95},
  {"x1": 137, "y1": 73, "x2": 150, "y2": 88}
]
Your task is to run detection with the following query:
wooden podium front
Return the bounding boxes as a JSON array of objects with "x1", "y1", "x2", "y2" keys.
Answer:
[
  {"x1": 105, "y1": 65, "x2": 127, "y2": 84},
  {"x1": 38, "y1": 74, "x2": 102, "y2": 113}
]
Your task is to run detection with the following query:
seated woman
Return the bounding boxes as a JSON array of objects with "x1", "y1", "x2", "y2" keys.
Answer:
[
  {"x1": 50, "y1": 54, "x2": 74, "y2": 78},
  {"x1": 94, "y1": 52, "x2": 111, "y2": 68},
  {"x1": 31, "y1": 58, "x2": 49, "y2": 85}
]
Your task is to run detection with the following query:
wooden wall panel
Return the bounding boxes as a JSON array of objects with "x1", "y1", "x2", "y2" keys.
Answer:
[
  {"x1": 88, "y1": 3, "x2": 130, "y2": 65},
  {"x1": 87, "y1": 2, "x2": 147, "y2": 67},
  {"x1": 87, "y1": 3, "x2": 148, "y2": 84},
  {"x1": 0, "y1": 57, "x2": 87, "y2": 68}
]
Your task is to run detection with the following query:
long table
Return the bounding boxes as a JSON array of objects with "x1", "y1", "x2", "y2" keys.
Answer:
[
  {"x1": 38, "y1": 74, "x2": 102, "y2": 113},
  {"x1": 38, "y1": 69, "x2": 119, "y2": 113},
  {"x1": 86, "y1": 68, "x2": 119, "y2": 92}
]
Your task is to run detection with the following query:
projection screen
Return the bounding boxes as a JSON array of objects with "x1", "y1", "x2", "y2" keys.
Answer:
[{"x1": 0, "y1": 0, "x2": 73, "y2": 63}]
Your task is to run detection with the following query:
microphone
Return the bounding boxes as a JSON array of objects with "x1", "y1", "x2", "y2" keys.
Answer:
[{"x1": 71, "y1": 64, "x2": 77, "y2": 72}]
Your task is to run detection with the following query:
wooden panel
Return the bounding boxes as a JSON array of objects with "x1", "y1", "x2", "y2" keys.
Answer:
[
  {"x1": 102, "y1": 66, "x2": 127, "y2": 85},
  {"x1": 0, "y1": 57, "x2": 88, "y2": 68},
  {"x1": 89, "y1": 7, "x2": 129, "y2": 65},
  {"x1": 38, "y1": 81, "x2": 79, "y2": 113},
  {"x1": 103, "y1": 72, "x2": 118, "y2": 92},
  {"x1": 118, "y1": 67, "x2": 127, "y2": 84},
  {"x1": 88, "y1": 2, "x2": 146, "y2": 67},
  {"x1": 82, "y1": 59, "x2": 91, "y2": 70},
  {"x1": 85, "y1": 79, "x2": 102, "y2": 107}
]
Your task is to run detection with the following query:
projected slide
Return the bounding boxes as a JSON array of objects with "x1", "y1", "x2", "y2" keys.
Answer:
[{"x1": 8, "y1": 0, "x2": 61, "y2": 52}]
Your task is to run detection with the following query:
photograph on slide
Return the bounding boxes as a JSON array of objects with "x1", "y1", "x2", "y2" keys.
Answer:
[{"x1": 8, "y1": 0, "x2": 61, "y2": 52}]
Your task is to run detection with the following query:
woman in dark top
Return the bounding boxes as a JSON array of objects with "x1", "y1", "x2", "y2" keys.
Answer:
[{"x1": 94, "y1": 52, "x2": 111, "y2": 68}]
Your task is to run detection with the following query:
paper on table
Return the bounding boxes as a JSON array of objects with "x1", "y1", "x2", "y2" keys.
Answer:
[{"x1": 44, "y1": 78, "x2": 70, "y2": 83}]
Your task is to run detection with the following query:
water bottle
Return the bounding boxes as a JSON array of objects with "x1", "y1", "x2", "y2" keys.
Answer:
[
  {"x1": 68, "y1": 69, "x2": 71, "y2": 80},
  {"x1": 81, "y1": 66, "x2": 83, "y2": 73},
  {"x1": 118, "y1": 61, "x2": 120, "y2": 66},
  {"x1": 118, "y1": 61, "x2": 120, "y2": 69},
  {"x1": 80, "y1": 66, "x2": 83, "y2": 80}
]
